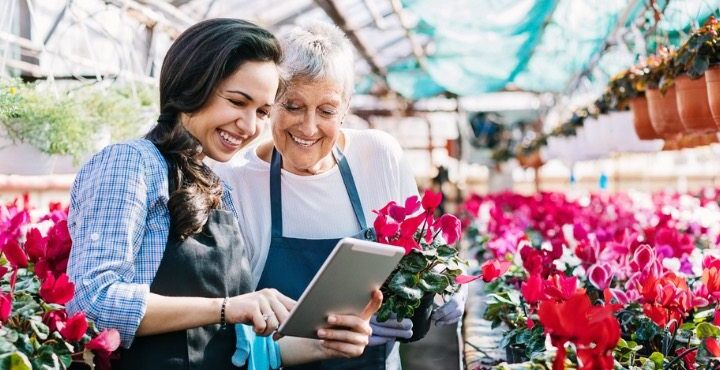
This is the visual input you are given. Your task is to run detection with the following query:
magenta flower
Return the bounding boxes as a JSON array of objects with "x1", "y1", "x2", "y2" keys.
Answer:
[
  {"x1": 588, "y1": 263, "x2": 614, "y2": 290},
  {"x1": 435, "y1": 214, "x2": 461, "y2": 245}
]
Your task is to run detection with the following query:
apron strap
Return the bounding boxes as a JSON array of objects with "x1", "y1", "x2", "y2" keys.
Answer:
[
  {"x1": 269, "y1": 145, "x2": 369, "y2": 238},
  {"x1": 332, "y1": 145, "x2": 368, "y2": 230},
  {"x1": 270, "y1": 148, "x2": 283, "y2": 238}
]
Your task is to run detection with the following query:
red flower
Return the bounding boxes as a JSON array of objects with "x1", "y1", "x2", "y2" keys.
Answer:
[
  {"x1": 2, "y1": 239, "x2": 28, "y2": 268},
  {"x1": 403, "y1": 195, "x2": 421, "y2": 215},
  {"x1": 520, "y1": 246, "x2": 543, "y2": 276},
  {"x1": 703, "y1": 267, "x2": 720, "y2": 299},
  {"x1": 43, "y1": 309, "x2": 67, "y2": 332},
  {"x1": 706, "y1": 337, "x2": 720, "y2": 357},
  {"x1": 545, "y1": 274, "x2": 582, "y2": 301},
  {"x1": 455, "y1": 274, "x2": 482, "y2": 284},
  {"x1": 58, "y1": 312, "x2": 88, "y2": 342},
  {"x1": 435, "y1": 214, "x2": 461, "y2": 245},
  {"x1": 676, "y1": 347, "x2": 697, "y2": 370},
  {"x1": 387, "y1": 204, "x2": 407, "y2": 223},
  {"x1": 373, "y1": 215, "x2": 399, "y2": 242},
  {"x1": 421, "y1": 190, "x2": 442, "y2": 211},
  {"x1": 46, "y1": 220, "x2": 72, "y2": 262},
  {"x1": 390, "y1": 236, "x2": 420, "y2": 255},
  {"x1": 0, "y1": 292, "x2": 12, "y2": 322},
  {"x1": 39, "y1": 273, "x2": 75, "y2": 305},
  {"x1": 24, "y1": 228, "x2": 47, "y2": 262},
  {"x1": 86, "y1": 328, "x2": 121, "y2": 352},
  {"x1": 521, "y1": 274, "x2": 546, "y2": 304},
  {"x1": 479, "y1": 260, "x2": 510, "y2": 283},
  {"x1": 86, "y1": 329, "x2": 121, "y2": 370}
]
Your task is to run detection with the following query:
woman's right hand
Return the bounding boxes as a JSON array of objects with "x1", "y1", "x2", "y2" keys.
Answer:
[{"x1": 226, "y1": 289, "x2": 296, "y2": 336}]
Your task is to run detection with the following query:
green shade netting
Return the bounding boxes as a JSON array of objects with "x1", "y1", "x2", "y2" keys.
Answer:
[{"x1": 379, "y1": 0, "x2": 719, "y2": 99}]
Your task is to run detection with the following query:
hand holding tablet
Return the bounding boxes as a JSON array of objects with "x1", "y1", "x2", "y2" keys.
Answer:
[{"x1": 277, "y1": 238, "x2": 404, "y2": 339}]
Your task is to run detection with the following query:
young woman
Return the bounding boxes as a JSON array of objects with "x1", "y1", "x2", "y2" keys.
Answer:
[{"x1": 66, "y1": 18, "x2": 380, "y2": 370}]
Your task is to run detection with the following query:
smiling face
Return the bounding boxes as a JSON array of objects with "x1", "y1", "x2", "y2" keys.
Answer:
[
  {"x1": 270, "y1": 78, "x2": 347, "y2": 175},
  {"x1": 181, "y1": 60, "x2": 279, "y2": 163}
]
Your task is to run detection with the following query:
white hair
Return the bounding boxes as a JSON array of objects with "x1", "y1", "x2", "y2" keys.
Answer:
[{"x1": 277, "y1": 21, "x2": 355, "y2": 102}]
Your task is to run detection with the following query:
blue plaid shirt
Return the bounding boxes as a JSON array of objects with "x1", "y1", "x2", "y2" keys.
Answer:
[{"x1": 66, "y1": 139, "x2": 241, "y2": 348}]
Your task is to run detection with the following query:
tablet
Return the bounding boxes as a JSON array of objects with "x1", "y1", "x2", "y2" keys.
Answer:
[{"x1": 278, "y1": 238, "x2": 404, "y2": 338}]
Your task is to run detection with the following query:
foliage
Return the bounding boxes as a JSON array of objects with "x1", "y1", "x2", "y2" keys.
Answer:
[
  {"x1": 0, "y1": 197, "x2": 120, "y2": 369},
  {"x1": 0, "y1": 79, "x2": 157, "y2": 161},
  {"x1": 672, "y1": 17, "x2": 720, "y2": 79}
]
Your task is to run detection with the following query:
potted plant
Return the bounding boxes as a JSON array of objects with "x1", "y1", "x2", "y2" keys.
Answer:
[
  {"x1": 0, "y1": 198, "x2": 120, "y2": 369},
  {"x1": 672, "y1": 17, "x2": 719, "y2": 133},
  {"x1": 53, "y1": 84, "x2": 157, "y2": 174},
  {"x1": 372, "y1": 190, "x2": 506, "y2": 342},
  {"x1": 0, "y1": 79, "x2": 97, "y2": 175},
  {"x1": 618, "y1": 66, "x2": 660, "y2": 140},
  {"x1": 641, "y1": 50, "x2": 685, "y2": 139}
]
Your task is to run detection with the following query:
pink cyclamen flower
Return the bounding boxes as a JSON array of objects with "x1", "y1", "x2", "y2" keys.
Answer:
[
  {"x1": 421, "y1": 189, "x2": 442, "y2": 211},
  {"x1": 588, "y1": 263, "x2": 614, "y2": 290},
  {"x1": 479, "y1": 260, "x2": 511, "y2": 283},
  {"x1": 435, "y1": 214, "x2": 461, "y2": 245}
]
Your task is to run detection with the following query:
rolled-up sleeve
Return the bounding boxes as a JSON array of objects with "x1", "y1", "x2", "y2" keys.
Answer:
[{"x1": 66, "y1": 144, "x2": 151, "y2": 348}]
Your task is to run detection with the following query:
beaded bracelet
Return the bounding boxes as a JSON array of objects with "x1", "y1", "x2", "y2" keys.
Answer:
[{"x1": 220, "y1": 297, "x2": 229, "y2": 326}]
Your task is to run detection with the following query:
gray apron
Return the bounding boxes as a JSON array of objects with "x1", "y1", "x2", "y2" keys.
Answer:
[{"x1": 115, "y1": 158, "x2": 252, "y2": 370}]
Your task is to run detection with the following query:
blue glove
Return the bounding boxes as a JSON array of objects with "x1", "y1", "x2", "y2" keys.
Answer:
[
  {"x1": 431, "y1": 285, "x2": 468, "y2": 326},
  {"x1": 232, "y1": 324, "x2": 282, "y2": 369},
  {"x1": 369, "y1": 314, "x2": 413, "y2": 346}
]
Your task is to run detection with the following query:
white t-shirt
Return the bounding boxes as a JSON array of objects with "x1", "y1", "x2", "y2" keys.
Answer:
[{"x1": 215, "y1": 129, "x2": 419, "y2": 287}]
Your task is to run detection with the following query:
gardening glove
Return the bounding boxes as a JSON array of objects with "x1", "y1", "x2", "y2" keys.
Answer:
[
  {"x1": 232, "y1": 324, "x2": 282, "y2": 370},
  {"x1": 369, "y1": 314, "x2": 413, "y2": 346},
  {"x1": 431, "y1": 284, "x2": 468, "y2": 326}
]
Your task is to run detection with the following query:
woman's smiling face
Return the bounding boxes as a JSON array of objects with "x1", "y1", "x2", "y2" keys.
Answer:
[
  {"x1": 270, "y1": 78, "x2": 347, "y2": 175},
  {"x1": 182, "y1": 60, "x2": 279, "y2": 163}
]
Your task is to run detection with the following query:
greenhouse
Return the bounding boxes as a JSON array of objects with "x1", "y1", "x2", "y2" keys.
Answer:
[{"x1": 2, "y1": 0, "x2": 720, "y2": 369}]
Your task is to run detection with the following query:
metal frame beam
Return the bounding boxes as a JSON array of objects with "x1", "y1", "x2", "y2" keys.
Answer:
[{"x1": 313, "y1": 0, "x2": 387, "y2": 80}]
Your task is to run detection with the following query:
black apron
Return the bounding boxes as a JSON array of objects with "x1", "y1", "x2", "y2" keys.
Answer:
[
  {"x1": 256, "y1": 146, "x2": 400, "y2": 370},
  {"x1": 115, "y1": 169, "x2": 253, "y2": 369}
]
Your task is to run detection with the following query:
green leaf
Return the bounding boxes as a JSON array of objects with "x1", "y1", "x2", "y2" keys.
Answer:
[
  {"x1": 0, "y1": 351, "x2": 32, "y2": 370},
  {"x1": 399, "y1": 252, "x2": 427, "y2": 273},
  {"x1": 418, "y1": 271, "x2": 449, "y2": 293},
  {"x1": 696, "y1": 322, "x2": 720, "y2": 339},
  {"x1": 649, "y1": 352, "x2": 664, "y2": 369},
  {"x1": 30, "y1": 345, "x2": 59, "y2": 370},
  {"x1": 28, "y1": 320, "x2": 49, "y2": 341},
  {"x1": 388, "y1": 272, "x2": 423, "y2": 301},
  {"x1": 690, "y1": 55, "x2": 710, "y2": 78},
  {"x1": 436, "y1": 245, "x2": 456, "y2": 258}
]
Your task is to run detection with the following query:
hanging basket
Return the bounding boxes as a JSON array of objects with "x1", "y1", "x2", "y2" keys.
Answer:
[
  {"x1": 517, "y1": 150, "x2": 544, "y2": 169},
  {"x1": 629, "y1": 96, "x2": 660, "y2": 140},
  {"x1": 706, "y1": 65, "x2": 720, "y2": 127},
  {"x1": 647, "y1": 87, "x2": 684, "y2": 138},
  {"x1": 675, "y1": 74, "x2": 717, "y2": 133}
]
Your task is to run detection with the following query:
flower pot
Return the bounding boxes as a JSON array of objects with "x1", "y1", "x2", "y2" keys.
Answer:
[
  {"x1": 706, "y1": 65, "x2": 720, "y2": 127},
  {"x1": 647, "y1": 87, "x2": 684, "y2": 138},
  {"x1": 675, "y1": 74, "x2": 717, "y2": 133},
  {"x1": 397, "y1": 293, "x2": 434, "y2": 343},
  {"x1": 517, "y1": 151, "x2": 543, "y2": 169},
  {"x1": 0, "y1": 136, "x2": 56, "y2": 175},
  {"x1": 630, "y1": 96, "x2": 660, "y2": 139}
]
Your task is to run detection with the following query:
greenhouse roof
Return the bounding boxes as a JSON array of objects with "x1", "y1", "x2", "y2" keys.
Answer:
[{"x1": 3, "y1": 0, "x2": 719, "y2": 101}]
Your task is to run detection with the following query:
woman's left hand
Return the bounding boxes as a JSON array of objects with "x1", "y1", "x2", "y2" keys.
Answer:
[{"x1": 315, "y1": 289, "x2": 382, "y2": 358}]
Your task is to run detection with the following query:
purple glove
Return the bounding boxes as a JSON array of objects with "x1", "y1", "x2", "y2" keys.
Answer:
[
  {"x1": 431, "y1": 285, "x2": 468, "y2": 326},
  {"x1": 369, "y1": 315, "x2": 413, "y2": 346}
]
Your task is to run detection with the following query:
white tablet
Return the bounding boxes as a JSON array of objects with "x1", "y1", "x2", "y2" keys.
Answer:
[{"x1": 278, "y1": 238, "x2": 404, "y2": 339}]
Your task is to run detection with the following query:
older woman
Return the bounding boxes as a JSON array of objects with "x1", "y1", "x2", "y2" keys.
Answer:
[{"x1": 217, "y1": 22, "x2": 465, "y2": 369}]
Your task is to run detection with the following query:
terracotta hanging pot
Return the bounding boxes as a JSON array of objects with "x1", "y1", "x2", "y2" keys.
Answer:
[
  {"x1": 706, "y1": 65, "x2": 720, "y2": 127},
  {"x1": 629, "y1": 96, "x2": 659, "y2": 139},
  {"x1": 517, "y1": 151, "x2": 544, "y2": 169},
  {"x1": 647, "y1": 87, "x2": 684, "y2": 138},
  {"x1": 675, "y1": 74, "x2": 717, "y2": 133}
]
